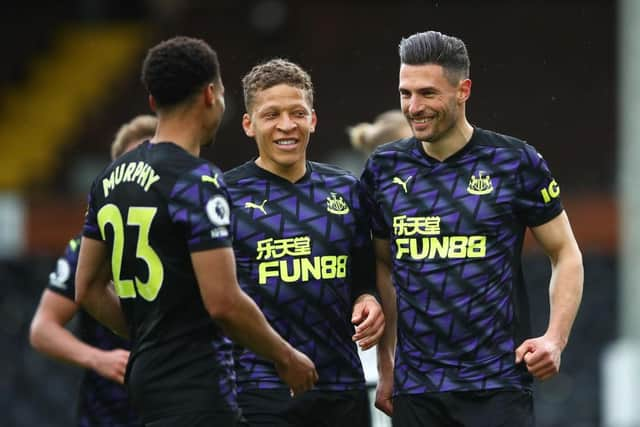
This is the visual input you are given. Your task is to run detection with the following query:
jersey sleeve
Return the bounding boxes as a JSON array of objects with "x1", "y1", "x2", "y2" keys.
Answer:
[
  {"x1": 515, "y1": 143, "x2": 564, "y2": 227},
  {"x1": 82, "y1": 179, "x2": 103, "y2": 241},
  {"x1": 360, "y1": 156, "x2": 391, "y2": 239},
  {"x1": 46, "y1": 236, "x2": 81, "y2": 300},
  {"x1": 168, "y1": 162, "x2": 232, "y2": 252}
]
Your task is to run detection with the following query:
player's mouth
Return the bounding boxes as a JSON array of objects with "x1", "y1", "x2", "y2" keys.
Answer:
[
  {"x1": 274, "y1": 138, "x2": 299, "y2": 149},
  {"x1": 410, "y1": 116, "x2": 434, "y2": 129},
  {"x1": 274, "y1": 138, "x2": 297, "y2": 145},
  {"x1": 410, "y1": 115, "x2": 435, "y2": 124}
]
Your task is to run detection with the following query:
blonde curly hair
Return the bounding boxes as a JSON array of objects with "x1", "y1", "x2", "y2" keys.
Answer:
[
  {"x1": 110, "y1": 115, "x2": 157, "y2": 160},
  {"x1": 348, "y1": 110, "x2": 411, "y2": 155}
]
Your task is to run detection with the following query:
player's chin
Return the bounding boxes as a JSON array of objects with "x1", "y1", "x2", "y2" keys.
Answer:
[{"x1": 411, "y1": 129, "x2": 432, "y2": 141}]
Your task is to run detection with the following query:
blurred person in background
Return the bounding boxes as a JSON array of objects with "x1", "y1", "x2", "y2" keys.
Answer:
[
  {"x1": 348, "y1": 110, "x2": 412, "y2": 158},
  {"x1": 362, "y1": 30, "x2": 584, "y2": 426},
  {"x1": 29, "y1": 114, "x2": 156, "y2": 427},
  {"x1": 74, "y1": 36, "x2": 317, "y2": 427},
  {"x1": 224, "y1": 58, "x2": 384, "y2": 427},
  {"x1": 330, "y1": 110, "x2": 411, "y2": 175}
]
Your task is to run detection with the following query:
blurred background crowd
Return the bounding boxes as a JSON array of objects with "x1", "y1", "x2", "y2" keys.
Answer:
[{"x1": 0, "y1": 1, "x2": 615, "y2": 426}]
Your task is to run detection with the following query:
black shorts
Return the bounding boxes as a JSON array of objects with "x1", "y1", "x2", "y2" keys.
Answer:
[
  {"x1": 127, "y1": 339, "x2": 240, "y2": 426},
  {"x1": 145, "y1": 411, "x2": 248, "y2": 427},
  {"x1": 238, "y1": 388, "x2": 371, "y2": 427},
  {"x1": 392, "y1": 390, "x2": 534, "y2": 427}
]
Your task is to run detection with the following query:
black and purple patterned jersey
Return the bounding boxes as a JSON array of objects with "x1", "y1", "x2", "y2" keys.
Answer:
[
  {"x1": 46, "y1": 235, "x2": 142, "y2": 426},
  {"x1": 361, "y1": 127, "x2": 563, "y2": 394},
  {"x1": 82, "y1": 141, "x2": 237, "y2": 417},
  {"x1": 224, "y1": 160, "x2": 375, "y2": 392}
]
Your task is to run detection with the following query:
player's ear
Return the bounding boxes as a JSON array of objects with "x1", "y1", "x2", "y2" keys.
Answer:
[
  {"x1": 242, "y1": 113, "x2": 255, "y2": 137},
  {"x1": 148, "y1": 95, "x2": 157, "y2": 112},
  {"x1": 458, "y1": 79, "x2": 472, "y2": 103},
  {"x1": 310, "y1": 109, "x2": 317, "y2": 133},
  {"x1": 204, "y1": 83, "x2": 216, "y2": 107}
]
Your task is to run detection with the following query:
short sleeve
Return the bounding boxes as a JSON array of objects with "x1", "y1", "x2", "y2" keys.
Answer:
[
  {"x1": 515, "y1": 143, "x2": 564, "y2": 227},
  {"x1": 46, "y1": 236, "x2": 81, "y2": 300},
  {"x1": 168, "y1": 163, "x2": 232, "y2": 252},
  {"x1": 82, "y1": 180, "x2": 102, "y2": 241}
]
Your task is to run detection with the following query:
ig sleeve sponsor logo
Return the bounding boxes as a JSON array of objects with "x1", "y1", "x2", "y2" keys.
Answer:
[{"x1": 540, "y1": 179, "x2": 560, "y2": 203}]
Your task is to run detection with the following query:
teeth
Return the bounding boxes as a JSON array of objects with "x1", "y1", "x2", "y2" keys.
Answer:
[
  {"x1": 413, "y1": 118, "x2": 428, "y2": 123},
  {"x1": 275, "y1": 139, "x2": 296, "y2": 145}
]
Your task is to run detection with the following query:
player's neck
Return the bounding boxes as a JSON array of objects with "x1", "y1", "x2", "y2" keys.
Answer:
[
  {"x1": 421, "y1": 119, "x2": 473, "y2": 162},
  {"x1": 255, "y1": 157, "x2": 307, "y2": 183},
  {"x1": 152, "y1": 116, "x2": 202, "y2": 157}
]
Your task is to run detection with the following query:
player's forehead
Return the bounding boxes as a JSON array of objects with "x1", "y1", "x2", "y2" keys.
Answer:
[
  {"x1": 399, "y1": 63, "x2": 451, "y2": 90},
  {"x1": 252, "y1": 84, "x2": 312, "y2": 112}
]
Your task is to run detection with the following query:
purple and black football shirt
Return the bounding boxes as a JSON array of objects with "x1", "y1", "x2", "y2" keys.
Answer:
[
  {"x1": 224, "y1": 160, "x2": 376, "y2": 392},
  {"x1": 361, "y1": 127, "x2": 563, "y2": 395},
  {"x1": 83, "y1": 141, "x2": 237, "y2": 421}
]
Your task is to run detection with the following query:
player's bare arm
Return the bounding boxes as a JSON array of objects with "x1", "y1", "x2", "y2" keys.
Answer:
[
  {"x1": 75, "y1": 237, "x2": 129, "y2": 338},
  {"x1": 515, "y1": 211, "x2": 583, "y2": 380},
  {"x1": 192, "y1": 246, "x2": 319, "y2": 396},
  {"x1": 374, "y1": 237, "x2": 397, "y2": 416},
  {"x1": 30, "y1": 290, "x2": 129, "y2": 384}
]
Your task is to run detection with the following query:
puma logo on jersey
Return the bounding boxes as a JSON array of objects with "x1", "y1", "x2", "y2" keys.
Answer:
[
  {"x1": 392, "y1": 176, "x2": 412, "y2": 193},
  {"x1": 201, "y1": 174, "x2": 220, "y2": 188},
  {"x1": 245, "y1": 200, "x2": 267, "y2": 215}
]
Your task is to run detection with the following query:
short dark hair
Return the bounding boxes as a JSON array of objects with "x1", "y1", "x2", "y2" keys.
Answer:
[
  {"x1": 141, "y1": 36, "x2": 221, "y2": 109},
  {"x1": 399, "y1": 31, "x2": 470, "y2": 84},
  {"x1": 242, "y1": 58, "x2": 314, "y2": 113}
]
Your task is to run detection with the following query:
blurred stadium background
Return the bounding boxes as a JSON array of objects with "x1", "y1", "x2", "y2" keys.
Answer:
[{"x1": 0, "y1": 0, "x2": 618, "y2": 426}]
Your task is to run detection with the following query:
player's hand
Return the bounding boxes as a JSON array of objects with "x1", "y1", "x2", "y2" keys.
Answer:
[
  {"x1": 275, "y1": 348, "x2": 318, "y2": 397},
  {"x1": 92, "y1": 348, "x2": 130, "y2": 384},
  {"x1": 515, "y1": 334, "x2": 563, "y2": 381},
  {"x1": 351, "y1": 294, "x2": 385, "y2": 350},
  {"x1": 375, "y1": 369, "x2": 394, "y2": 416}
]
